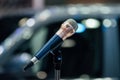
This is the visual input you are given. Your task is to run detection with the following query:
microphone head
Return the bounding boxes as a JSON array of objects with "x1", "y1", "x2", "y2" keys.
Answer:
[
  {"x1": 65, "y1": 18, "x2": 78, "y2": 32},
  {"x1": 56, "y1": 18, "x2": 78, "y2": 40}
]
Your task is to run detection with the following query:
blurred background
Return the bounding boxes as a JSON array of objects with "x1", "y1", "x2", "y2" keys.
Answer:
[{"x1": 0, "y1": 0, "x2": 120, "y2": 80}]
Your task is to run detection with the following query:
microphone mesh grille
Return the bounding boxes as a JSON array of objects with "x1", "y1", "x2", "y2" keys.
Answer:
[{"x1": 66, "y1": 19, "x2": 78, "y2": 31}]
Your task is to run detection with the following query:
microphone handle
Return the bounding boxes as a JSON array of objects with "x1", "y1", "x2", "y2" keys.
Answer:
[{"x1": 35, "y1": 34, "x2": 63, "y2": 60}]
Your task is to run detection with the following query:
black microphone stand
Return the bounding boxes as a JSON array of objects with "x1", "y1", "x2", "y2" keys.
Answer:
[{"x1": 50, "y1": 46, "x2": 62, "y2": 80}]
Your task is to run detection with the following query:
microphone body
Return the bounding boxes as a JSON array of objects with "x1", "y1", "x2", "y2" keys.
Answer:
[
  {"x1": 35, "y1": 34, "x2": 63, "y2": 61},
  {"x1": 24, "y1": 19, "x2": 78, "y2": 70}
]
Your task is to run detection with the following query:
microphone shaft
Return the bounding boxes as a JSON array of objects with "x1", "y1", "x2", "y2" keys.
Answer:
[{"x1": 35, "y1": 34, "x2": 63, "y2": 60}]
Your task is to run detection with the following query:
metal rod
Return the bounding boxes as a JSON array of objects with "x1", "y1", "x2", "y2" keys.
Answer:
[{"x1": 55, "y1": 69, "x2": 61, "y2": 80}]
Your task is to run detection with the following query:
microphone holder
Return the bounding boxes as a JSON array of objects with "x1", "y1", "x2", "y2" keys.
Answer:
[{"x1": 50, "y1": 47, "x2": 62, "y2": 80}]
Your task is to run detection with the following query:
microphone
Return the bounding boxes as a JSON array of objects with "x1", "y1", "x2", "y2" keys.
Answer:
[{"x1": 24, "y1": 18, "x2": 78, "y2": 71}]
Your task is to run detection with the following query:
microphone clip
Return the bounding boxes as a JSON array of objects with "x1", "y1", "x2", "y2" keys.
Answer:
[{"x1": 50, "y1": 47, "x2": 62, "y2": 70}]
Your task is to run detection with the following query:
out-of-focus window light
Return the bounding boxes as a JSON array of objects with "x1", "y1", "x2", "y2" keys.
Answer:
[
  {"x1": 68, "y1": 7, "x2": 78, "y2": 15},
  {"x1": 61, "y1": 39, "x2": 76, "y2": 48},
  {"x1": 82, "y1": 18, "x2": 100, "y2": 29},
  {"x1": 22, "y1": 28, "x2": 33, "y2": 40},
  {"x1": 0, "y1": 46, "x2": 4, "y2": 55},
  {"x1": 26, "y1": 18, "x2": 35, "y2": 27},
  {"x1": 80, "y1": 7, "x2": 91, "y2": 14},
  {"x1": 93, "y1": 77, "x2": 113, "y2": 80},
  {"x1": 18, "y1": 18, "x2": 28, "y2": 26},
  {"x1": 20, "y1": 52, "x2": 32, "y2": 62},
  {"x1": 100, "y1": 6, "x2": 111, "y2": 14},
  {"x1": 80, "y1": 74, "x2": 90, "y2": 79},
  {"x1": 93, "y1": 78, "x2": 104, "y2": 80},
  {"x1": 36, "y1": 71, "x2": 47, "y2": 79},
  {"x1": 103, "y1": 19, "x2": 117, "y2": 28},
  {"x1": 38, "y1": 9, "x2": 51, "y2": 21},
  {"x1": 104, "y1": 77, "x2": 113, "y2": 80},
  {"x1": 76, "y1": 23, "x2": 86, "y2": 33}
]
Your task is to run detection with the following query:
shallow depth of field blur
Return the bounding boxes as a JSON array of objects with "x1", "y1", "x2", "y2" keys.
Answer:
[{"x1": 0, "y1": 0, "x2": 120, "y2": 80}]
